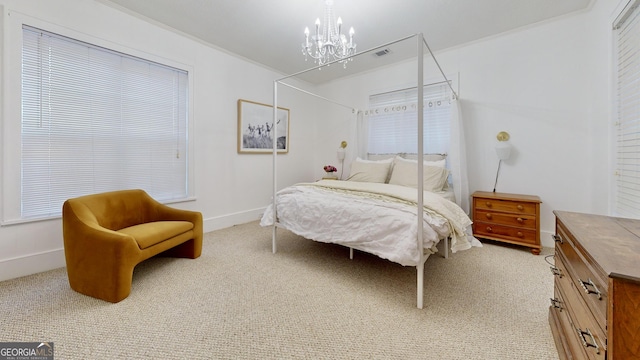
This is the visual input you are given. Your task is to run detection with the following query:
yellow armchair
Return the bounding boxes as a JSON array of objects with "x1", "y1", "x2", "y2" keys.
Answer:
[{"x1": 62, "y1": 189, "x2": 202, "y2": 302}]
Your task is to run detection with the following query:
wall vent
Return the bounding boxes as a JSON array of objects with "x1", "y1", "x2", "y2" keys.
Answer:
[{"x1": 374, "y1": 49, "x2": 391, "y2": 57}]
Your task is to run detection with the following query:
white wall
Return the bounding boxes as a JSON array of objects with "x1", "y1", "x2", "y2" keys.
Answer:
[
  {"x1": 0, "y1": 0, "x2": 318, "y2": 281},
  {"x1": 313, "y1": 1, "x2": 619, "y2": 248}
]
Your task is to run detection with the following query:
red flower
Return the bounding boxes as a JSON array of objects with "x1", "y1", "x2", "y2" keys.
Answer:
[{"x1": 323, "y1": 165, "x2": 337, "y2": 172}]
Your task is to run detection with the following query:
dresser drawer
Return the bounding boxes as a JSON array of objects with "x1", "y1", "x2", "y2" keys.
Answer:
[
  {"x1": 551, "y1": 283, "x2": 591, "y2": 360},
  {"x1": 474, "y1": 209, "x2": 536, "y2": 229},
  {"x1": 556, "y1": 222, "x2": 608, "y2": 332},
  {"x1": 473, "y1": 221, "x2": 537, "y2": 245},
  {"x1": 554, "y1": 276, "x2": 606, "y2": 360},
  {"x1": 473, "y1": 198, "x2": 537, "y2": 215}
]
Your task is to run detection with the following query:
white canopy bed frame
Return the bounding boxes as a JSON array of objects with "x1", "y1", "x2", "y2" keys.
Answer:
[{"x1": 269, "y1": 33, "x2": 465, "y2": 309}]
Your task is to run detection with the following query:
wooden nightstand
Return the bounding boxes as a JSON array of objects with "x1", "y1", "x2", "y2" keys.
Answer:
[{"x1": 471, "y1": 191, "x2": 542, "y2": 255}]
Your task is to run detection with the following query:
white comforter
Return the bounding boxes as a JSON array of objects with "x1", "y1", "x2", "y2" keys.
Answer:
[{"x1": 260, "y1": 180, "x2": 478, "y2": 266}]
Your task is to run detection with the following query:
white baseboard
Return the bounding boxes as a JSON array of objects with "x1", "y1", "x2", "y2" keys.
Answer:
[
  {"x1": 203, "y1": 207, "x2": 266, "y2": 233},
  {"x1": 0, "y1": 248, "x2": 65, "y2": 282}
]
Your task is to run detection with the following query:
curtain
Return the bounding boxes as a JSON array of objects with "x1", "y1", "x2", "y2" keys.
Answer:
[{"x1": 448, "y1": 98, "x2": 470, "y2": 214}]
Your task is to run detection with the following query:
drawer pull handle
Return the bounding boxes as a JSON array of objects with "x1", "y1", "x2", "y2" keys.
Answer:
[
  {"x1": 579, "y1": 278, "x2": 602, "y2": 300},
  {"x1": 485, "y1": 213, "x2": 492, "y2": 219},
  {"x1": 516, "y1": 217, "x2": 524, "y2": 223},
  {"x1": 550, "y1": 266, "x2": 563, "y2": 278},
  {"x1": 550, "y1": 297, "x2": 563, "y2": 311},
  {"x1": 552, "y1": 234, "x2": 563, "y2": 244},
  {"x1": 486, "y1": 226, "x2": 492, "y2": 232},
  {"x1": 576, "y1": 328, "x2": 600, "y2": 354},
  {"x1": 517, "y1": 205, "x2": 524, "y2": 211},
  {"x1": 516, "y1": 231, "x2": 523, "y2": 238},
  {"x1": 485, "y1": 202, "x2": 492, "y2": 207}
]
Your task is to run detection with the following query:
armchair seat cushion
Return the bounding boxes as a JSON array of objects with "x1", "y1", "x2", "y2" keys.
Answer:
[{"x1": 119, "y1": 221, "x2": 194, "y2": 249}]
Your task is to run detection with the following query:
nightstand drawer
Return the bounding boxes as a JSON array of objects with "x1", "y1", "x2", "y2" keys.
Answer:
[
  {"x1": 473, "y1": 221, "x2": 538, "y2": 245},
  {"x1": 474, "y1": 198, "x2": 537, "y2": 215},
  {"x1": 474, "y1": 209, "x2": 536, "y2": 229}
]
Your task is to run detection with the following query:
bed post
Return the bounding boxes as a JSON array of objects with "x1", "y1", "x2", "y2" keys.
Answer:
[
  {"x1": 417, "y1": 262, "x2": 424, "y2": 309},
  {"x1": 272, "y1": 80, "x2": 278, "y2": 254},
  {"x1": 416, "y1": 33, "x2": 425, "y2": 309}
]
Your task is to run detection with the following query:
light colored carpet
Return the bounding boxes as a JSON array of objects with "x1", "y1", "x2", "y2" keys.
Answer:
[{"x1": 1, "y1": 221, "x2": 559, "y2": 359}]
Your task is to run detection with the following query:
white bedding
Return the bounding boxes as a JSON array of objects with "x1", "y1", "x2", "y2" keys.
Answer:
[{"x1": 260, "y1": 180, "x2": 478, "y2": 266}]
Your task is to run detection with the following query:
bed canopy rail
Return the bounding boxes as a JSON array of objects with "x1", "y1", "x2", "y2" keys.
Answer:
[{"x1": 271, "y1": 33, "x2": 460, "y2": 309}]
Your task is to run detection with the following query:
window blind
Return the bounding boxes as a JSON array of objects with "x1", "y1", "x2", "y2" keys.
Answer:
[
  {"x1": 21, "y1": 25, "x2": 189, "y2": 220},
  {"x1": 367, "y1": 83, "x2": 451, "y2": 155},
  {"x1": 615, "y1": 1, "x2": 640, "y2": 217}
]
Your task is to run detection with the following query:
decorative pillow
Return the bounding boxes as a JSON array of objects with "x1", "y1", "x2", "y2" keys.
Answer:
[
  {"x1": 346, "y1": 157, "x2": 393, "y2": 183},
  {"x1": 388, "y1": 159, "x2": 450, "y2": 192},
  {"x1": 395, "y1": 155, "x2": 446, "y2": 168}
]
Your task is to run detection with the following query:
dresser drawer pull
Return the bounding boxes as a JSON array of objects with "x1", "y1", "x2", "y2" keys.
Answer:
[
  {"x1": 516, "y1": 217, "x2": 524, "y2": 223},
  {"x1": 550, "y1": 266, "x2": 563, "y2": 278},
  {"x1": 578, "y1": 278, "x2": 602, "y2": 300},
  {"x1": 485, "y1": 201, "x2": 492, "y2": 207},
  {"x1": 576, "y1": 328, "x2": 600, "y2": 354},
  {"x1": 516, "y1": 231, "x2": 523, "y2": 238},
  {"x1": 552, "y1": 234, "x2": 563, "y2": 244},
  {"x1": 485, "y1": 213, "x2": 492, "y2": 219},
  {"x1": 485, "y1": 226, "x2": 492, "y2": 232},
  {"x1": 517, "y1": 205, "x2": 524, "y2": 211},
  {"x1": 550, "y1": 297, "x2": 563, "y2": 311}
]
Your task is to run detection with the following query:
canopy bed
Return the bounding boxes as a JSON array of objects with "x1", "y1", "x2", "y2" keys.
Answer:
[{"x1": 262, "y1": 33, "x2": 478, "y2": 309}]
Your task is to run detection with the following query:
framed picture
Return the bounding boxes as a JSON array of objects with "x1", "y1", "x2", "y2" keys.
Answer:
[{"x1": 237, "y1": 99, "x2": 290, "y2": 154}]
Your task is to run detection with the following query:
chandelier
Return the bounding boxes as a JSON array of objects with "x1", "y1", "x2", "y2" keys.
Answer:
[{"x1": 302, "y1": 0, "x2": 356, "y2": 68}]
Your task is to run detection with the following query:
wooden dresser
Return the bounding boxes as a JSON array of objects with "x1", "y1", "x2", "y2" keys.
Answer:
[
  {"x1": 471, "y1": 191, "x2": 542, "y2": 255},
  {"x1": 549, "y1": 211, "x2": 640, "y2": 360}
]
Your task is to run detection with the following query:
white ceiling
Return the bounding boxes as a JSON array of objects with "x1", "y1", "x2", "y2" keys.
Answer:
[{"x1": 101, "y1": 0, "x2": 593, "y2": 83}]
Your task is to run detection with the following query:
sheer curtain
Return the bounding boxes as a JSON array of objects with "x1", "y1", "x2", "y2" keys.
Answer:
[
  {"x1": 356, "y1": 110, "x2": 367, "y2": 159},
  {"x1": 448, "y1": 99, "x2": 470, "y2": 214}
]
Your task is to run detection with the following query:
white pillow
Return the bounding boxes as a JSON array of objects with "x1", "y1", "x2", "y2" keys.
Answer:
[
  {"x1": 388, "y1": 159, "x2": 450, "y2": 192},
  {"x1": 395, "y1": 155, "x2": 446, "y2": 168},
  {"x1": 346, "y1": 157, "x2": 393, "y2": 183}
]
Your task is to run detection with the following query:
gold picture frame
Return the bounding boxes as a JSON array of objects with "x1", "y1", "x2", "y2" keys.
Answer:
[{"x1": 237, "y1": 99, "x2": 290, "y2": 154}]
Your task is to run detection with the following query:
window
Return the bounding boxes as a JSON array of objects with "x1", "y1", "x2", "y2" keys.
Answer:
[
  {"x1": 366, "y1": 82, "x2": 452, "y2": 156},
  {"x1": 614, "y1": 1, "x2": 640, "y2": 217},
  {"x1": 20, "y1": 25, "x2": 189, "y2": 220}
]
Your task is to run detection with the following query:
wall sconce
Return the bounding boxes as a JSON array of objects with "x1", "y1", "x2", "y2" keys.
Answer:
[
  {"x1": 337, "y1": 140, "x2": 347, "y2": 160},
  {"x1": 337, "y1": 141, "x2": 347, "y2": 179},
  {"x1": 493, "y1": 131, "x2": 512, "y2": 192}
]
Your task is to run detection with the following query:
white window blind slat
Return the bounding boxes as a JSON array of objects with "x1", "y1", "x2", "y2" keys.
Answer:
[
  {"x1": 615, "y1": 2, "x2": 640, "y2": 217},
  {"x1": 21, "y1": 25, "x2": 189, "y2": 220}
]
